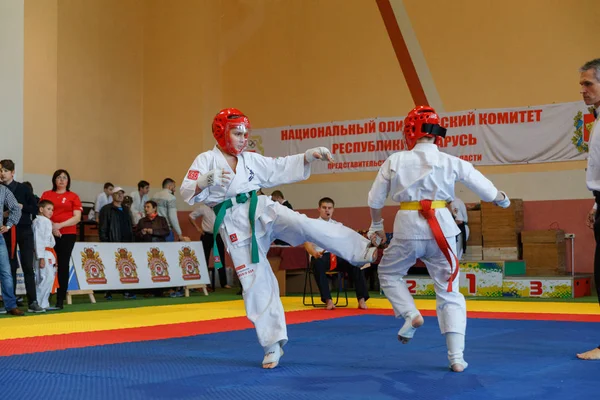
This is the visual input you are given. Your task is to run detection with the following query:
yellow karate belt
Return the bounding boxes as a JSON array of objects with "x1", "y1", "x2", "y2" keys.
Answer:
[{"x1": 399, "y1": 200, "x2": 447, "y2": 210}]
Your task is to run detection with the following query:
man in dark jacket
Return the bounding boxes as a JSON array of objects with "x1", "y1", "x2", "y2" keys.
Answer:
[
  {"x1": 99, "y1": 187, "x2": 134, "y2": 243},
  {"x1": 0, "y1": 159, "x2": 44, "y2": 313},
  {"x1": 98, "y1": 186, "x2": 135, "y2": 300}
]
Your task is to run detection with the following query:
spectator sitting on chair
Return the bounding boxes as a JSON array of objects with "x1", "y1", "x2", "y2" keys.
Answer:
[
  {"x1": 188, "y1": 202, "x2": 231, "y2": 290},
  {"x1": 304, "y1": 197, "x2": 369, "y2": 310},
  {"x1": 136, "y1": 201, "x2": 170, "y2": 242},
  {"x1": 99, "y1": 186, "x2": 135, "y2": 300}
]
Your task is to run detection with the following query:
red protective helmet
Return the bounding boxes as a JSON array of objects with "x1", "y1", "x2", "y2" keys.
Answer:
[
  {"x1": 402, "y1": 106, "x2": 447, "y2": 150},
  {"x1": 212, "y1": 108, "x2": 251, "y2": 155}
]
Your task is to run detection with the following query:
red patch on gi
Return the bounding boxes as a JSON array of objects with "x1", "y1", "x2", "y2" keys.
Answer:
[
  {"x1": 235, "y1": 264, "x2": 246, "y2": 271},
  {"x1": 187, "y1": 170, "x2": 199, "y2": 180},
  {"x1": 213, "y1": 256, "x2": 221, "y2": 263},
  {"x1": 229, "y1": 233, "x2": 238, "y2": 243}
]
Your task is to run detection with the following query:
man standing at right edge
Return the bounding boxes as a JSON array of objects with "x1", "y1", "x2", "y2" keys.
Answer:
[{"x1": 580, "y1": 58, "x2": 600, "y2": 360}]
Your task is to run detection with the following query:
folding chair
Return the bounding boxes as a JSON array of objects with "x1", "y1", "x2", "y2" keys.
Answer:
[{"x1": 302, "y1": 255, "x2": 348, "y2": 307}]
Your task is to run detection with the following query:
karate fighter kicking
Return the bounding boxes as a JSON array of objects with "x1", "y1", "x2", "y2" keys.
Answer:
[
  {"x1": 367, "y1": 106, "x2": 510, "y2": 372},
  {"x1": 180, "y1": 108, "x2": 377, "y2": 369}
]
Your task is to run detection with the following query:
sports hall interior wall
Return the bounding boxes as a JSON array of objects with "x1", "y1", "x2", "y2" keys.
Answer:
[{"x1": 16, "y1": 0, "x2": 600, "y2": 274}]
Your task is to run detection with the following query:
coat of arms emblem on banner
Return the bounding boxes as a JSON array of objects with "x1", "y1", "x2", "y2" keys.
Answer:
[
  {"x1": 572, "y1": 107, "x2": 597, "y2": 153},
  {"x1": 81, "y1": 247, "x2": 108, "y2": 284},
  {"x1": 147, "y1": 247, "x2": 171, "y2": 282},
  {"x1": 178, "y1": 246, "x2": 201, "y2": 280},
  {"x1": 115, "y1": 248, "x2": 140, "y2": 283}
]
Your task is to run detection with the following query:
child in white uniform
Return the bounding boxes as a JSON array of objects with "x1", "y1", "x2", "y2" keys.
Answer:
[
  {"x1": 32, "y1": 200, "x2": 57, "y2": 310},
  {"x1": 367, "y1": 106, "x2": 510, "y2": 372},
  {"x1": 180, "y1": 108, "x2": 377, "y2": 369}
]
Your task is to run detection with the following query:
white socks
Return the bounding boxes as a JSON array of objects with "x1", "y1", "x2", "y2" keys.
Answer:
[
  {"x1": 262, "y1": 341, "x2": 284, "y2": 368},
  {"x1": 446, "y1": 332, "x2": 468, "y2": 371}
]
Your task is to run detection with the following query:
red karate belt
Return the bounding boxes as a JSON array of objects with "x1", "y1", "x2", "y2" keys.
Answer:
[
  {"x1": 45, "y1": 247, "x2": 59, "y2": 294},
  {"x1": 405, "y1": 200, "x2": 459, "y2": 292}
]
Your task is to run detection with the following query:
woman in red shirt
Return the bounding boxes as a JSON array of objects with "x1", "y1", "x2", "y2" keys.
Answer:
[{"x1": 40, "y1": 169, "x2": 82, "y2": 309}]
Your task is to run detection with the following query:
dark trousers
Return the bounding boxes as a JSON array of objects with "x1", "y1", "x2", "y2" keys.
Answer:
[
  {"x1": 54, "y1": 234, "x2": 76, "y2": 304},
  {"x1": 201, "y1": 232, "x2": 227, "y2": 289},
  {"x1": 3, "y1": 226, "x2": 37, "y2": 305},
  {"x1": 312, "y1": 253, "x2": 369, "y2": 303}
]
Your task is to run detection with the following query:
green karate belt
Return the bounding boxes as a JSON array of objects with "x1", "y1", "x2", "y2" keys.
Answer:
[{"x1": 211, "y1": 190, "x2": 258, "y2": 269}]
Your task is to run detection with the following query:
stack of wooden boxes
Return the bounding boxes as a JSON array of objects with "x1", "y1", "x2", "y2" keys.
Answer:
[
  {"x1": 481, "y1": 199, "x2": 524, "y2": 260},
  {"x1": 464, "y1": 209, "x2": 483, "y2": 261},
  {"x1": 521, "y1": 229, "x2": 566, "y2": 276}
]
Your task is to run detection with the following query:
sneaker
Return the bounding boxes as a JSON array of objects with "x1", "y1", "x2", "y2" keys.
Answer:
[
  {"x1": 0, "y1": 309, "x2": 6, "y2": 314},
  {"x1": 169, "y1": 291, "x2": 184, "y2": 298},
  {"x1": 104, "y1": 294, "x2": 112, "y2": 300},
  {"x1": 27, "y1": 301, "x2": 46, "y2": 313},
  {"x1": 124, "y1": 293, "x2": 136, "y2": 300},
  {"x1": 16, "y1": 297, "x2": 24, "y2": 307}
]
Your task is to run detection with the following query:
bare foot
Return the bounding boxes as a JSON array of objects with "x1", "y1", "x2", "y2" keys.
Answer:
[
  {"x1": 326, "y1": 299, "x2": 336, "y2": 310},
  {"x1": 224, "y1": 285, "x2": 232, "y2": 289},
  {"x1": 398, "y1": 314, "x2": 424, "y2": 344},
  {"x1": 450, "y1": 363, "x2": 465, "y2": 372},
  {"x1": 577, "y1": 347, "x2": 600, "y2": 360},
  {"x1": 358, "y1": 298, "x2": 368, "y2": 310}
]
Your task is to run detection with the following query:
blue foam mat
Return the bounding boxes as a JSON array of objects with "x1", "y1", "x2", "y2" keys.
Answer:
[{"x1": 1, "y1": 315, "x2": 598, "y2": 400}]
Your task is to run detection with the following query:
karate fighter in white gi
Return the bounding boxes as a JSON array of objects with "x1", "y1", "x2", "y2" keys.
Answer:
[
  {"x1": 367, "y1": 106, "x2": 510, "y2": 372},
  {"x1": 180, "y1": 108, "x2": 377, "y2": 369},
  {"x1": 32, "y1": 199, "x2": 57, "y2": 310}
]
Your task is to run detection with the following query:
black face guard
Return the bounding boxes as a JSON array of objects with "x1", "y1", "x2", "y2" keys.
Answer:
[{"x1": 421, "y1": 123, "x2": 447, "y2": 138}]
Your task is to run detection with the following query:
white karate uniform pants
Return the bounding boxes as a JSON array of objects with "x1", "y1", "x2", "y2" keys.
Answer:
[
  {"x1": 35, "y1": 252, "x2": 56, "y2": 309},
  {"x1": 224, "y1": 203, "x2": 371, "y2": 349},
  {"x1": 378, "y1": 237, "x2": 466, "y2": 335}
]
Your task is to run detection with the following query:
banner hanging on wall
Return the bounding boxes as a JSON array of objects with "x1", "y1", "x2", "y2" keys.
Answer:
[
  {"x1": 249, "y1": 101, "x2": 595, "y2": 173},
  {"x1": 69, "y1": 242, "x2": 210, "y2": 291}
]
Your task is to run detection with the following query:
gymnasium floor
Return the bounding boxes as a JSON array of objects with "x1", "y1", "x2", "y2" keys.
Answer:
[{"x1": 1, "y1": 292, "x2": 599, "y2": 400}]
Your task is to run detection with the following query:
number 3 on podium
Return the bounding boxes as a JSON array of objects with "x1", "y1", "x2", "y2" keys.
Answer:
[{"x1": 530, "y1": 281, "x2": 543, "y2": 296}]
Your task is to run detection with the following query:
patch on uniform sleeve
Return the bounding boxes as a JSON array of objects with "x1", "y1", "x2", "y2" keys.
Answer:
[
  {"x1": 187, "y1": 170, "x2": 199, "y2": 180},
  {"x1": 229, "y1": 233, "x2": 238, "y2": 243},
  {"x1": 235, "y1": 264, "x2": 245, "y2": 271}
]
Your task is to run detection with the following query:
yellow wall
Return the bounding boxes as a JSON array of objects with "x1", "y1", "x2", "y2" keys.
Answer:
[
  {"x1": 24, "y1": 0, "x2": 57, "y2": 175},
  {"x1": 24, "y1": 0, "x2": 144, "y2": 185},
  {"x1": 142, "y1": 0, "x2": 221, "y2": 189},
  {"x1": 22, "y1": 0, "x2": 600, "y2": 200},
  {"x1": 56, "y1": 0, "x2": 144, "y2": 184},
  {"x1": 405, "y1": 0, "x2": 600, "y2": 111}
]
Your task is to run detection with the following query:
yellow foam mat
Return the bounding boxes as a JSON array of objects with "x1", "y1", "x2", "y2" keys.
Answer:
[{"x1": 0, "y1": 297, "x2": 598, "y2": 341}]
